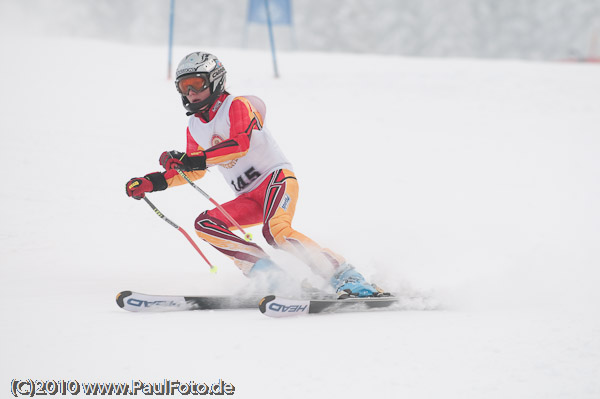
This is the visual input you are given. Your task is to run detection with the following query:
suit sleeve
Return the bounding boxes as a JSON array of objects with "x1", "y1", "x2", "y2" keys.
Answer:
[
  {"x1": 163, "y1": 128, "x2": 207, "y2": 188},
  {"x1": 164, "y1": 169, "x2": 206, "y2": 187},
  {"x1": 203, "y1": 96, "x2": 263, "y2": 166}
]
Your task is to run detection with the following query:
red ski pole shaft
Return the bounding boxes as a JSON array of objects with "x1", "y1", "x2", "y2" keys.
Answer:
[
  {"x1": 142, "y1": 196, "x2": 217, "y2": 273},
  {"x1": 175, "y1": 168, "x2": 253, "y2": 241}
]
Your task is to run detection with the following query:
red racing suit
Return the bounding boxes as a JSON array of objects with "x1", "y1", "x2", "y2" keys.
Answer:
[{"x1": 165, "y1": 93, "x2": 345, "y2": 276}]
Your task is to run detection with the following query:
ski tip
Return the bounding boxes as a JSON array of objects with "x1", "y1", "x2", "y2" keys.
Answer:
[
  {"x1": 116, "y1": 290, "x2": 133, "y2": 308},
  {"x1": 258, "y1": 295, "x2": 276, "y2": 314}
]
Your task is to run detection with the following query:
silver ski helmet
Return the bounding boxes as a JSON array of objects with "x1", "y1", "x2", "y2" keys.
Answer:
[{"x1": 175, "y1": 52, "x2": 226, "y2": 115}]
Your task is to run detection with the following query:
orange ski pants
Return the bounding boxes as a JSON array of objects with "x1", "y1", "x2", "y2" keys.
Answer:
[{"x1": 194, "y1": 169, "x2": 345, "y2": 276}]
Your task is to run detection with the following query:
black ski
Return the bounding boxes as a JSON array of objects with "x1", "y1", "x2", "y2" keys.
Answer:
[
  {"x1": 116, "y1": 290, "x2": 260, "y2": 312},
  {"x1": 258, "y1": 294, "x2": 401, "y2": 317}
]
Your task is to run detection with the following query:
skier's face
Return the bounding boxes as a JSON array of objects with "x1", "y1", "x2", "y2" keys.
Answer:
[{"x1": 186, "y1": 87, "x2": 211, "y2": 103}]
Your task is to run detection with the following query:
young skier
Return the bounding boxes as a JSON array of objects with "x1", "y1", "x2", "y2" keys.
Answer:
[{"x1": 125, "y1": 52, "x2": 383, "y2": 297}]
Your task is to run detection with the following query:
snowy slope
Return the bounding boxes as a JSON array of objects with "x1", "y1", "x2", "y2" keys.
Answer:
[{"x1": 1, "y1": 36, "x2": 600, "y2": 398}]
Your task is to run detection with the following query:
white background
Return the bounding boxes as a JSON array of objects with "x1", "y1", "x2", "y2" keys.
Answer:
[{"x1": 1, "y1": 0, "x2": 599, "y2": 59}]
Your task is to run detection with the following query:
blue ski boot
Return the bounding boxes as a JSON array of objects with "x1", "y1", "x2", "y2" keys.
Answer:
[
  {"x1": 248, "y1": 258, "x2": 297, "y2": 294},
  {"x1": 331, "y1": 264, "x2": 380, "y2": 298},
  {"x1": 249, "y1": 258, "x2": 281, "y2": 275}
]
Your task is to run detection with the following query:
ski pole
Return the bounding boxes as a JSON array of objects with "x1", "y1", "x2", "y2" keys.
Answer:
[
  {"x1": 142, "y1": 196, "x2": 218, "y2": 273},
  {"x1": 175, "y1": 168, "x2": 253, "y2": 242}
]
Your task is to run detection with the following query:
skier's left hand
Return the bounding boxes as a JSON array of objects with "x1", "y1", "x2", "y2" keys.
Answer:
[{"x1": 159, "y1": 150, "x2": 207, "y2": 171}]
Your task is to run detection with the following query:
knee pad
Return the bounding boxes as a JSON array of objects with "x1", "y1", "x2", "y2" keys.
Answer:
[
  {"x1": 195, "y1": 211, "x2": 229, "y2": 236},
  {"x1": 262, "y1": 221, "x2": 293, "y2": 248}
]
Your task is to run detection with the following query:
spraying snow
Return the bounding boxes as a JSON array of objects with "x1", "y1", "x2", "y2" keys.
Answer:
[{"x1": 1, "y1": 35, "x2": 599, "y2": 398}]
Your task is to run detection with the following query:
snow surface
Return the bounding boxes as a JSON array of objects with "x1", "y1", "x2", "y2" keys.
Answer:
[{"x1": 1, "y1": 36, "x2": 600, "y2": 398}]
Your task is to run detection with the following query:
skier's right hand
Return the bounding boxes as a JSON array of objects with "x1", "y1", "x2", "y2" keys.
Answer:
[
  {"x1": 125, "y1": 172, "x2": 168, "y2": 200},
  {"x1": 125, "y1": 177, "x2": 153, "y2": 200}
]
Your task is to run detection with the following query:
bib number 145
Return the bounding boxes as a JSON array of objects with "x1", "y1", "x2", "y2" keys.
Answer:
[{"x1": 231, "y1": 167, "x2": 260, "y2": 192}]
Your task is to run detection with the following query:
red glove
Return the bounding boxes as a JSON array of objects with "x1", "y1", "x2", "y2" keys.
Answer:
[
  {"x1": 125, "y1": 172, "x2": 168, "y2": 199},
  {"x1": 159, "y1": 150, "x2": 206, "y2": 171},
  {"x1": 125, "y1": 177, "x2": 153, "y2": 199},
  {"x1": 159, "y1": 151, "x2": 184, "y2": 170}
]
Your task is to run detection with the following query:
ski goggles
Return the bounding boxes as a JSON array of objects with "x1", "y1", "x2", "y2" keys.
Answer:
[{"x1": 176, "y1": 75, "x2": 209, "y2": 95}]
